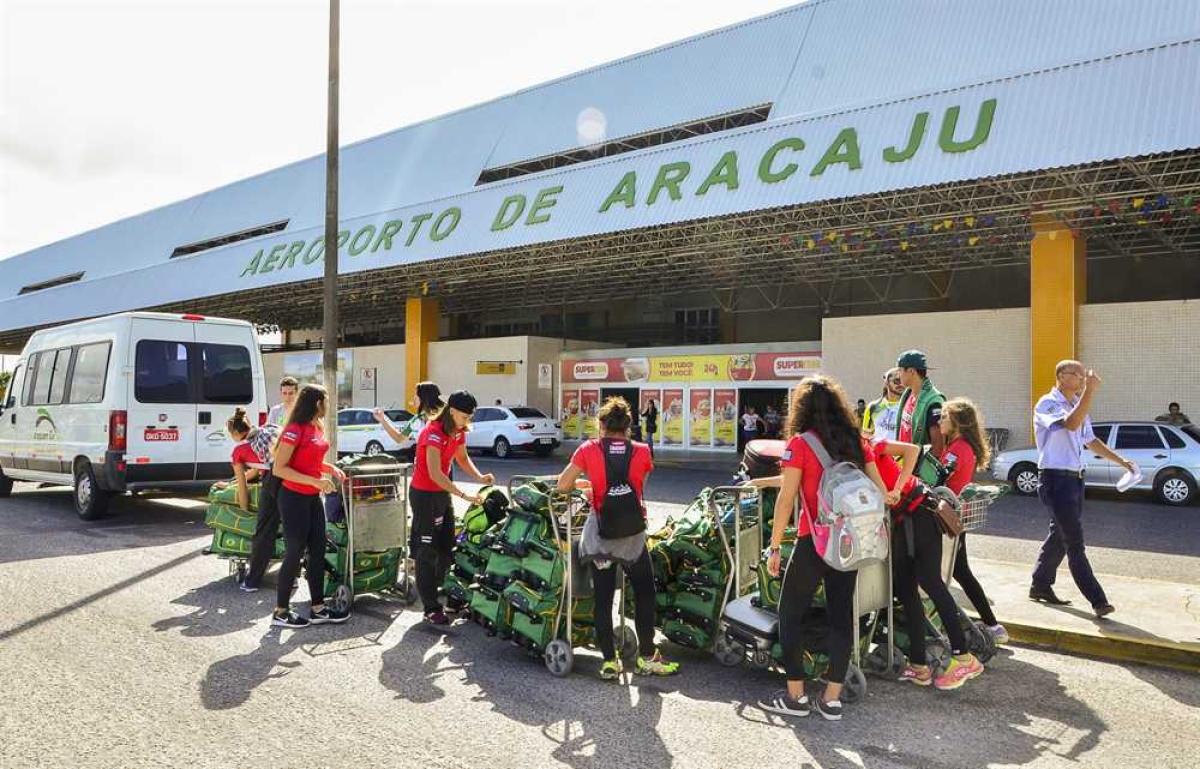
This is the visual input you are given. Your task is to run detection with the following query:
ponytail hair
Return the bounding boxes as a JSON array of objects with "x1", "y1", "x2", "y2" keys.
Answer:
[
  {"x1": 226, "y1": 407, "x2": 252, "y2": 438},
  {"x1": 415, "y1": 381, "x2": 444, "y2": 417}
]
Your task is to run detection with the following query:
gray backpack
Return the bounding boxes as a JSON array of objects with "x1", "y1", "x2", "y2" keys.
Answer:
[{"x1": 800, "y1": 432, "x2": 890, "y2": 571}]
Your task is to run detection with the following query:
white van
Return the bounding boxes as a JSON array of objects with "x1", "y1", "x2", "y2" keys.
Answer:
[{"x1": 0, "y1": 312, "x2": 268, "y2": 519}]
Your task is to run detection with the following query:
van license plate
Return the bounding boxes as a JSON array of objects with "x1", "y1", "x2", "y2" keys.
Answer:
[
  {"x1": 539, "y1": 438, "x2": 553, "y2": 444},
  {"x1": 145, "y1": 428, "x2": 180, "y2": 442}
]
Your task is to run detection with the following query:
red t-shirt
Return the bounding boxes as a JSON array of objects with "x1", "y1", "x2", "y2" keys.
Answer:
[
  {"x1": 571, "y1": 439, "x2": 653, "y2": 515},
  {"x1": 780, "y1": 434, "x2": 874, "y2": 538},
  {"x1": 872, "y1": 440, "x2": 925, "y2": 517},
  {"x1": 278, "y1": 422, "x2": 329, "y2": 495},
  {"x1": 940, "y1": 438, "x2": 977, "y2": 495},
  {"x1": 230, "y1": 442, "x2": 261, "y2": 468},
  {"x1": 412, "y1": 420, "x2": 467, "y2": 492},
  {"x1": 898, "y1": 395, "x2": 918, "y2": 442}
]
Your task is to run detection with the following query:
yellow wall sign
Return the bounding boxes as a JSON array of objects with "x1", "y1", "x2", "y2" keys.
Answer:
[{"x1": 476, "y1": 361, "x2": 517, "y2": 375}]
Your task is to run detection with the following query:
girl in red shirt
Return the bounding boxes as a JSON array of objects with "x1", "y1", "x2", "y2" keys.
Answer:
[
  {"x1": 557, "y1": 397, "x2": 678, "y2": 680},
  {"x1": 221, "y1": 407, "x2": 281, "y2": 593},
  {"x1": 271, "y1": 384, "x2": 348, "y2": 628},
  {"x1": 939, "y1": 398, "x2": 1006, "y2": 644},
  {"x1": 408, "y1": 390, "x2": 494, "y2": 625},
  {"x1": 759, "y1": 375, "x2": 888, "y2": 723}
]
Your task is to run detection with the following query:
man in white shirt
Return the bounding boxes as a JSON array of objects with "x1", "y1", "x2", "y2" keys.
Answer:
[
  {"x1": 862, "y1": 367, "x2": 903, "y2": 443},
  {"x1": 267, "y1": 377, "x2": 299, "y2": 427}
]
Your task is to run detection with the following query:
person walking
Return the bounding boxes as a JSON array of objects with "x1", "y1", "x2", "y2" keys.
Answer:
[
  {"x1": 939, "y1": 398, "x2": 1007, "y2": 644},
  {"x1": 557, "y1": 396, "x2": 679, "y2": 680},
  {"x1": 1030, "y1": 362, "x2": 1134, "y2": 616},
  {"x1": 270, "y1": 384, "x2": 349, "y2": 627},
  {"x1": 862, "y1": 367, "x2": 904, "y2": 444},
  {"x1": 764, "y1": 404, "x2": 782, "y2": 439},
  {"x1": 740, "y1": 406, "x2": 765, "y2": 451},
  {"x1": 221, "y1": 407, "x2": 280, "y2": 593},
  {"x1": 758, "y1": 375, "x2": 888, "y2": 722},
  {"x1": 374, "y1": 381, "x2": 443, "y2": 447},
  {"x1": 641, "y1": 399, "x2": 659, "y2": 458},
  {"x1": 409, "y1": 390, "x2": 495, "y2": 624},
  {"x1": 267, "y1": 376, "x2": 299, "y2": 427}
]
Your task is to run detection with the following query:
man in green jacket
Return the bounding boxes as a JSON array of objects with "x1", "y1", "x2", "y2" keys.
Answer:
[{"x1": 895, "y1": 350, "x2": 946, "y2": 483}]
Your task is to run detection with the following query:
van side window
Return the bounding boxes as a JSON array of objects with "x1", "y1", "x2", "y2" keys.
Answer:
[
  {"x1": 69, "y1": 342, "x2": 111, "y2": 404},
  {"x1": 22, "y1": 353, "x2": 39, "y2": 406},
  {"x1": 32, "y1": 351, "x2": 56, "y2": 405},
  {"x1": 4, "y1": 365, "x2": 20, "y2": 409},
  {"x1": 200, "y1": 344, "x2": 252, "y2": 404},
  {"x1": 47, "y1": 348, "x2": 72, "y2": 405},
  {"x1": 136, "y1": 341, "x2": 191, "y2": 403}
]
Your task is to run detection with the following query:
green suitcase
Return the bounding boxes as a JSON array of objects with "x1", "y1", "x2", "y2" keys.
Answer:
[
  {"x1": 511, "y1": 482, "x2": 552, "y2": 517},
  {"x1": 469, "y1": 585, "x2": 510, "y2": 633},
  {"x1": 207, "y1": 482, "x2": 261, "y2": 511},
  {"x1": 480, "y1": 550, "x2": 523, "y2": 590},
  {"x1": 494, "y1": 510, "x2": 549, "y2": 557},
  {"x1": 673, "y1": 585, "x2": 723, "y2": 625},
  {"x1": 520, "y1": 539, "x2": 564, "y2": 591},
  {"x1": 205, "y1": 501, "x2": 259, "y2": 538},
  {"x1": 663, "y1": 617, "x2": 711, "y2": 650}
]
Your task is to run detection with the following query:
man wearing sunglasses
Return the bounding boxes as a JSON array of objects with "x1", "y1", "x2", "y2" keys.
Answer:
[{"x1": 862, "y1": 366, "x2": 904, "y2": 444}]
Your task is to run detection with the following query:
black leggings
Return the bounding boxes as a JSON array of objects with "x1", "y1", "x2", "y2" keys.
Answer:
[
  {"x1": 276, "y1": 486, "x2": 327, "y2": 611},
  {"x1": 409, "y1": 487, "x2": 455, "y2": 614},
  {"x1": 952, "y1": 534, "x2": 997, "y2": 626},
  {"x1": 245, "y1": 473, "x2": 282, "y2": 589},
  {"x1": 592, "y1": 548, "x2": 656, "y2": 660},
  {"x1": 893, "y1": 511, "x2": 968, "y2": 665},
  {"x1": 777, "y1": 536, "x2": 857, "y2": 684}
]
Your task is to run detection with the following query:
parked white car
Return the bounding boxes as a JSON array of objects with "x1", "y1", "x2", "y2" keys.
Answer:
[
  {"x1": 992, "y1": 421, "x2": 1200, "y2": 506},
  {"x1": 336, "y1": 408, "x2": 416, "y2": 458},
  {"x1": 467, "y1": 406, "x2": 561, "y2": 458}
]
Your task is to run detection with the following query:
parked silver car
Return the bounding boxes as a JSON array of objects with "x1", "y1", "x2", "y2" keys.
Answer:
[{"x1": 992, "y1": 421, "x2": 1200, "y2": 506}]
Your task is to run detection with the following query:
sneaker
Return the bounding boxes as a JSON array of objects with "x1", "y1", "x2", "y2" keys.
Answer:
[
  {"x1": 815, "y1": 697, "x2": 843, "y2": 721},
  {"x1": 599, "y1": 659, "x2": 624, "y2": 681},
  {"x1": 238, "y1": 582, "x2": 259, "y2": 593},
  {"x1": 759, "y1": 689, "x2": 810, "y2": 718},
  {"x1": 309, "y1": 606, "x2": 350, "y2": 625},
  {"x1": 900, "y1": 663, "x2": 933, "y2": 686},
  {"x1": 271, "y1": 611, "x2": 309, "y2": 629},
  {"x1": 635, "y1": 650, "x2": 681, "y2": 676},
  {"x1": 934, "y1": 654, "x2": 984, "y2": 691},
  {"x1": 424, "y1": 611, "x2": 450, "y2": 626},
  {"x1": 988, "y1": 624, "x2": 1010, "y2": 644}
]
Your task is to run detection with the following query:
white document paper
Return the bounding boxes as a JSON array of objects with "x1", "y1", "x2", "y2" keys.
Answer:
[{"x1": 1116, "y1": 462, "x2": 1143, "y2": 493}]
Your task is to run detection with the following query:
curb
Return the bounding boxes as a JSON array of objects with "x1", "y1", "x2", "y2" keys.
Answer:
[{"x1": 1004, "y1": 621, "x2": 1200, "y2": 673}]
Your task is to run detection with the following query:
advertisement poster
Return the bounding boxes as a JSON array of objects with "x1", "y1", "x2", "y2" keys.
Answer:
[
  {"x1": 284, "y1": 350, "x2": 354, "y2": 408},
  {"x1": 640, "y1": 389, "x2": 662, "y2": 443},
  {"x1": 580, "y1": 390, "x2": 600, "y2": 439},
  {"x1": 560, "y1": 389, "x2": 580, "y2": 439},
  {"x1": 661, "y1": 389, "x2": 685, "y2": 445},
  {"x1": 562, "y1": 351, "x2": 821, "y2": 384},
  {"x1": 713, "y1": 389, "x2": 737, "y2": 447},
  {"x1": 690, "y1": 389, "x2": 713, "y2": 447}
]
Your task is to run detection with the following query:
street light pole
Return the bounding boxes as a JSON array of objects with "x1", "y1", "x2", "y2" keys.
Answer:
[{"x1": 322, "y1": 0, "x2": 340, "y2": 458}]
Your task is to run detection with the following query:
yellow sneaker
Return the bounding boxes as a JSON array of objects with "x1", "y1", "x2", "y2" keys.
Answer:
[{"x1": 636, "y1": 650, "x2": 680, "y2": 676}]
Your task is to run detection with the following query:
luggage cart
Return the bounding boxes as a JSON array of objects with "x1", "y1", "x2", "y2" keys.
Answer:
[
  {"x1": 326, "y1": 459, "x2": 415, "y2": 613},
  {"x1": 508, "y1": 474, "x2": 637, "y2": 677},
  {"x1": 710, "y1": 485, "x2": 765, "y2": 665}
]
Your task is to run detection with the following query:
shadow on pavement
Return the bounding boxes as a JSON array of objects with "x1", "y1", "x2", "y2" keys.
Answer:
[{"x1": 153, "y1": 577, "x2": 277, "y2": 639}]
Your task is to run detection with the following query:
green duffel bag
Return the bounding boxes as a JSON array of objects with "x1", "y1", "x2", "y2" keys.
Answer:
[
  {"x1": 327, "y1": 547, "x2": 402, "y2": 577},
  {"x1": 453, "y1": 543, "x2": 488, "y2": 581},
  {"x1": 209, "y1": 528, "x2": 251, "y2": 557},
  {"x1": 663, "y1": 617, "x2": 711, "y2": 650},
  {"x1": 354, "y1": 564, "x2": 398, "y2": 594},
  {"x1": 770, "y1": 643, "x2": 827, "y2": 680},
  {"x1": 673, "y1": 585, "x2": 722, "y2": 624},
  {"x1": 480, "y1": 550, "x2": 523, "y2": 589},
  {"x1": 623, "y1": 586, "x2": 674, "y2": 617},
  {"x1": 205, "y1": 501, "x2": 259, "y2": 538},
  {"x1": 326, "y1": 521, "x2": 349, "y2": 548},
  {"x1": 469, "y1": 585, "x2": 509, "y2": 632},
  {"x1": 511, "y1": 482, "x2": 552, "y2": 517},
  {"x1": 506, "y1": 581, "x2": 596, "y2": 650},
  {"x1": 443, "y1": 570, "x2": 473, "y2": 606},
  {"x1": 207, "y1": 482, "x2": 261, "y2": 511},
  {"x1": 677, "y1": 564, "x2": 726, "y2": 590},
  {"x1": 665, "y1": 538, "x2": 723, "y2": 570},
  {"x1": 520, "y1": 540, "x2": 564, "y2": 591},
  {"x1": 494, "y1": 509, "x2": 549, "y2": 557}
]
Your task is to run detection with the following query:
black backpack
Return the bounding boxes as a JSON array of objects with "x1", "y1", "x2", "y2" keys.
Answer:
[{"x1": 598, "y1": 439, "x2": 646, "y2": 539}]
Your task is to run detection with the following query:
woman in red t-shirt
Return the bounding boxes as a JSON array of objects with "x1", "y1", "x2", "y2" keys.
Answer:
[
  {"x1": 557, "y1": 397, "x2": 678, "y2": 680},
  {"x1": 939, "y1": 398, "x2": 1006, "y2": 644},
  {"x1": 409, "y1": 390, "x2": 495, "y2": 625},
  {"x1": 219, "y1": 407, "x2": 282, "y2": 593},
  {"x1": 271, "y1": 384, "x2": 348, "y2": 629},
  {"x1": 759, "y1": 375, "x2": 887, "y2": 722}
]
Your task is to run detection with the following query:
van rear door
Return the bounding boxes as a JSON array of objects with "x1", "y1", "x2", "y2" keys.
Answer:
[
  {"x1": 194, "y1": 321, "x2": 261, "y2": 481},
  {"x1": 127, "y1": 319, "x2": 197, "y2": 482}
]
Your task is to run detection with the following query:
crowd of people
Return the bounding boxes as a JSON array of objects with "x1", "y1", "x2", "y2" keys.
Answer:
[{"x1": 214, "y1": 346, "x2": 1138, "y2": 721}]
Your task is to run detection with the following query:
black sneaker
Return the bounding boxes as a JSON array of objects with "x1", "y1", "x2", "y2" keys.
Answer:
[
  {"x1": 759, "y1": 689, "x2": 811, "y2": 718},
  {"x1": 272, "y1": 611, "x2": 309, "y2": 629},
  {"x1": 815, "y1": 697, "x2": 843, "y2": 722},
  {"x1": 424, "y1": 611, "x2": 450, "y2": 625},
  {"x1": 310, "y1": 606, "x2": 350, "y2": 625}
]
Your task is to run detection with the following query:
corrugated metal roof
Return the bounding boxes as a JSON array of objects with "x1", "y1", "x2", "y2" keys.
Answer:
[{"x1": 3, "y1": 0, "x2": 1200, "y2": 334}]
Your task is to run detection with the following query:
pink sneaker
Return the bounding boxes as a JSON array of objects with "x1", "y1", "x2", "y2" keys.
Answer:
[
  {"x1": 900, "y1": 663, "x2": 933, "y2": 686},
  {"x1": 935, "y1": 654, "x2": 984, "y2": 691}
]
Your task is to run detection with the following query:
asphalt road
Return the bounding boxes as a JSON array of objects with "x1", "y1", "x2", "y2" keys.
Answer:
[{"x1": 1, "y1": 476, "x2": 1198, "y2": 769}]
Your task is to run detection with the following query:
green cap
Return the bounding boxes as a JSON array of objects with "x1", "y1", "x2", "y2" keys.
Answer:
[{"x1": 897, "y1": 349, "x2": 932, "y2": 370}]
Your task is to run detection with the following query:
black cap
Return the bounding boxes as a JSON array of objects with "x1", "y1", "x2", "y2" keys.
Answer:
[{"x1": 447, "y1": 390, "x2": 477, "y2": 415}]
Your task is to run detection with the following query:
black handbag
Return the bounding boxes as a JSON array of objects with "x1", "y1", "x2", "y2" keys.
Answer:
[{"x1": 597, "y1": 439, "x2": 646, "y2": 539}]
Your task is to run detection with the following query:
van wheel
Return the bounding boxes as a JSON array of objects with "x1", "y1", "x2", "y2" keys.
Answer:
[
  {"x1": 74, "y1": 461, "x2": 113, "y2": 520},
  {"x1": 493, "y1": 436, "x2": 511, "y2": 459},
  {"x1": 365, "y1": 441, "x2": 385, "y2": 456},
  {"x1": 1155, "y1": 471, "x2": 1196, "y2": 506}
]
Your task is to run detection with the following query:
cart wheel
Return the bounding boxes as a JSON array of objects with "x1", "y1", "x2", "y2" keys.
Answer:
[
  {"x1": 330, "y1": 583, "x2": 353, "y2": 614},
  {"x1": 712, "y1": 633, "x2": 744, "y2": 668},
  {"x1": 967, "y1": 621, "x2": 998, "y2": 664},
  {"x1": 841, "y1": 664, "x2": 868, "y2": 704},
  {"x1": 544, "y1": 639, "x2": 574, "y2": 677},
  {"x1": 616, "y1": 625, "x2": 639, "y2": 663}
]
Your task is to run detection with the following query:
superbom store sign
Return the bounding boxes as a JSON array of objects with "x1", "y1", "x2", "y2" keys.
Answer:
[{"x1": 559, "y1": 351, "x2": 820, "y2": 448}]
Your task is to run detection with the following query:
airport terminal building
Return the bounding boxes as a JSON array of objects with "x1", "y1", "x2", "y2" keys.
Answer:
[{"x1": 2, "y1": 0, "x2": 1199, "y2": 449}]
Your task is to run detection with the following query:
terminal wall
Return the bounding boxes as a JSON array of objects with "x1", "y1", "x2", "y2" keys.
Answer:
[{"x1": 821, "y1": 308, "x2": 1032, "y2": 442}]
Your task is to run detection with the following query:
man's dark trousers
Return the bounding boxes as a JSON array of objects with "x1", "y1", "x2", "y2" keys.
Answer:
[{"x1": 1031, "y1": 471, "x2": 1107, "y2": 607}]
